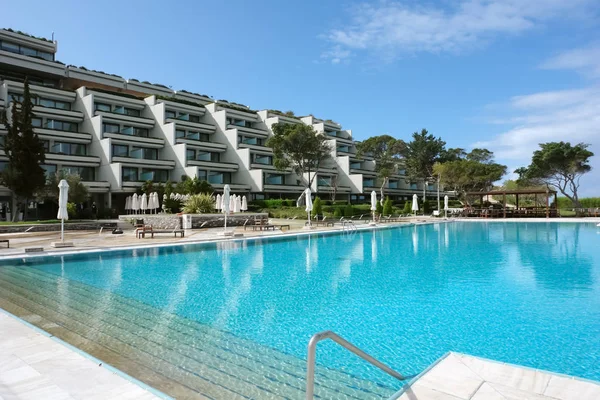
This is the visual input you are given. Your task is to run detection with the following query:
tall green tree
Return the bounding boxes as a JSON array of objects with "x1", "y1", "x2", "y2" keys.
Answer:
[
  {"x1": 0, "y1": 79, "x2": 46, "y2": 221},
  {"x1": 433, "y1": 148, "x2": 507, "y2": 205},
  {"x1": 266, "y1": 123, "x2": 332, "y2": 189},
  {"x1": 518, "y1": 142, "x2": 593, "y2": 207},
  {"x1": 403, "y1": 129, "x2": 446, "y2": 202},
  {"x1": 40, "y1": 171, "x2": 89, "y2": 205},
  {"x1": 356, "y1": 135, "x2": 405, "y2": 204}
]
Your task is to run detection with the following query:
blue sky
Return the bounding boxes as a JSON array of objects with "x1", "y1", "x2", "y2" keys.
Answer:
[{"x1": 3, "y1": 0, "x2": 600, "y2": 195}]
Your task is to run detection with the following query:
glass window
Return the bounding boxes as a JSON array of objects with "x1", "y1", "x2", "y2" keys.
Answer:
[
  {"x1": 389, "y1": 180, "x2": 399, "y2": 189},
  {"x1": 363, "y1": 179, "x2": 375, "y2": 187},
  {"x1": 350, "y1": 162, "x2": 361, "y2": 169},
  {"x1": 175, "y1": 129, "x2": 185, "y2": 138},
  {"x1": 32, "y1": 117, "x2": 43, "y2": 127},
  {"x1": 51, "y1": 142, "x2": 69, "y2": 154},
  {"x1": 197, "y1": 169, "x2": 207, "y2": 180},
  {"x1": 398, "y1": 169, "x2": 406, "y2": 175},
  {"x1": 21, "y1": 47, "x2": 37, "y2": 57},
  {"x1": 63, "y1": 166, "x2": 94, "y2": 181},
  {"x1": 195, "y1": 151, "x2": 219, "y2": 162},
  {"x1": 111, "y1": 144, "x2": 129, "y2": 157},
  {"x1": 189, "y1": 114, "x2": 200, "y2": 123},
  {"x1": 165, "y1": 110, "x2": 176, "y2": 119},
  {"x1": 130, "y1": 147, "x2": 158, "y2": 160},
  {"x1": 41, "y1": 164, "x2": 57, "y2": 179},
  {"x1": 186, "y1": 149, "x2": 195, "y2": 160},
  {"x1": 186, "y1": 131, "x2": 200, "y2": 141},
  {"x1": 125, "y1": 107, "x2": 140, "y2": 117},
  {"x1": 265, "y1": 173, "x2": 284, "y2": 185},
  {"x1": 253, "y1": 154, "x2": 272, "y2": 165},
  {"x1": 410, "y1": 183, "x2": 418, "y2": 190},
  {"x1": 38, "y1": 51, "x2": 53, "y2": 61},
  {"x1": 45, "y1": 119, "x2": 77, "y2": 132},
  {"x1": 317, "y1": 176, "x2": 332, "y2": 186},
  {"x1": 95, "y1": 103, "x2": 111, "y2": 112},
  {"x1": 103, "y1": 123, "x2": 120, "y2": 133},
  {"x1": 122, "y1": 167, "x2": 138, "y2": 182},
  {"x1": 120, "y1": 126, "x2": 149, "y2": 137},
  {"x1": 140, "y1": 169, "x2": 168, "y2": 182},
  {"x1": 208, "y1": 171, "x2": 231, "y2": 184},
  {"x1": 1, "y1": 41, "x2": 19, "y2": 53}
]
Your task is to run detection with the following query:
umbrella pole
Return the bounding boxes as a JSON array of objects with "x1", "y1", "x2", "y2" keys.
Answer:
[
  {"x1": 224, "y1": 212, "x2": 227, "y2": 232},
  {"x1": 61, "y1": 219, "x2": 64, "y2": 243}
]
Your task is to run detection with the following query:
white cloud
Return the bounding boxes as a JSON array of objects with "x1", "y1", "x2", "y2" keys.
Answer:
[
  {"x1": 475, "y1": 87, "x2": 600, "y2": 195},
  {"x1": 322, "y1": 0, "x2": 593, "y2": 63},
  {"x1": 540, "y1": 45, "x2": 600, "y2": 78}
]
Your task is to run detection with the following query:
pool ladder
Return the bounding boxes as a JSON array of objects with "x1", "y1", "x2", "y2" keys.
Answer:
[
  {"x1": 341, "y1": 219, "x2": 357, "y2": 232},
  {"x1": 305, "y1": 330, "x2": 406, "y2": 399}
]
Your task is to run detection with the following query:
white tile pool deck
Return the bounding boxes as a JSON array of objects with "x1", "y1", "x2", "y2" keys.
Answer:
[
  {"x1": 0, "y1": 311, "x2": 167, "y2": 400},
  {"x1": 392, "y1": 352, "x2": 600, "y2": 400}
]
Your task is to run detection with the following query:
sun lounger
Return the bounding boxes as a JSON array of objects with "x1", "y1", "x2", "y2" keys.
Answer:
[{"x1": 138, "y1": 225, "x2": 185, "y2": 238}]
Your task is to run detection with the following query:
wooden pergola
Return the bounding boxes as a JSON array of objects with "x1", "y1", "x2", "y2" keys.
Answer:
[{"x1": 465, "y1": 188, "x2": 559, "y2": 218}]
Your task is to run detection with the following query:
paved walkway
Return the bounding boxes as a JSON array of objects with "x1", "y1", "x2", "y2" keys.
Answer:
[
  {"x1": 393, "y1": 352, "x2": 600, "y2": 400},
  {"x1": 0, "y1": 311, "x2": 165, "y2": 399}
]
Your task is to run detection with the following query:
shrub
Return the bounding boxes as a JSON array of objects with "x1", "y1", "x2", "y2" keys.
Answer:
[
  {"x1": 183, "y1": 194, "x2": 215, "y2": 214},
  {"x1": 376, "y1": 201, "x2": 383, "y2": 215},
  {"x1": 67, "y1": 202, "x2": 77, "y2": 218},
  {"x1": 403, "y1": 201, "x2": 412, "y2": 214},
  {"x1": 344, "y1": 204, "x2": 354, "y2": 217},
  {"x1": 312, "y1": 197, "x2": 322, "y2": 218},
  {"x1": 284, "y1": 199, "x2": 295, "y2": 207},
  {"x1": 383, "y1": 197, "x2": 393, "y2": 215},
  {"x1": 264, "y1": 199, "x2": 284, "y2": 208},
  {"x1": 334, "y1": 207, "x2": 342, "y2": 218}
]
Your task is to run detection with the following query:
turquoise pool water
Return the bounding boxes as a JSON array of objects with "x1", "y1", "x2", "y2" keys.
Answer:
[{"x1": 2, "y1": 222, "x2": 600, "y2": 393}]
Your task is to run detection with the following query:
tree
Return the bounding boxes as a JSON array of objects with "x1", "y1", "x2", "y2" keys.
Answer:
[
  {"x1": 518, "y1": 142, "x2": 593, "y2": 207},
  {"x1": 177, "y1": 176, "x2": 213, "y2": 195},
  {"x1": 433, "y1": 148, "x2": 507, "y2": 204},
  {"x1": 0, "y1": 79, "x2": 46, "y2": 221},
  {"x1": 383, "y1": 197, "x2": 393, "y2": 215},
  {"x1": 311, "y1": 196, "x2": 322, "y2": 218},
  {"x1": 41, "y1": 171, "x2": 89, "y2": 205},
  {"x1": 266, "y1": 123, "x2": 332, "y2": 190},
  {"x1": 403, "y1": 129, "x2": 446, "y2": 203},
  {"x1": 356, "y1": 135, "x2": 405, "y2": 204}
]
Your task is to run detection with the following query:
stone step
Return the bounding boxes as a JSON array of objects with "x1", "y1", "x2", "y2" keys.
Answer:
[{"x1": 0, "y1": 266, "x2": 396, "y2": 399}]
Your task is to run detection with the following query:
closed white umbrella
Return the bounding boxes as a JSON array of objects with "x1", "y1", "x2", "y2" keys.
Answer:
[
  {"x1": 235, "y1": 195, "x2": 242, "y2": 213},
  {"x1": 151, "y1": 192, "x2": 157, "y2": 213},
  {"x1": 223, "y1": 185, "x2": 231, "y2": 232},
  {"x1": 140, "y1": 193, "x2": 148, "y2": 214},
  {"x1": 132, "y1": 193, "x2": 139, "y2": 214},
  {"x1": 57, "y1": 179, "x2": 69, "y2": 243},
  {"x1": 305, "y1": 188, "x2": 313, "y2": 227},
  {"x1": 241, "y1": 196, "x2": 248, "y2": 211},
  {"x1": 215, "y1": 194, "x2": 222, "y2": 211},
  {"x1": 125, "y1": 196, "x2": 130, "y2": 214},
  {"x1": 444, "y1": 195, "x2": 449, "y2": 219},
  {"x1": 370, "y1": 190, "x2": 377, "y2": 223},
  {"x1": 162, "y1": 193, "x2": 167, "y2": 213},
  {"x1": 412, "y1": 193, "x2": 419, "y2": 216}
]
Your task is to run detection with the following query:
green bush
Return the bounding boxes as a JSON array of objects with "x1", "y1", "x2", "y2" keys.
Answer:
[
  {"x1": 383, "y1": 197, "x2": 393, "y2": 215},
  {"x1": 312, "y1": 197, "x2": 322, "y2": 217},
  {"x1": 183, "y1": 194, "x2": 215, "y2": 214},
  {"x1": 264, "y1": 199, "x2": 284, "y2": 208},
  {"x1": 66, "y1": 202, "x2": 77, "y2": 218},
  {"x1": 344, "y1": 204, "x2": 354, "y2": 217},
  {"x1": 376, "y1": 201, "x2": 383, "y2": 215},
  {"x1": 284, "y1": 199, "x2": 295, "y2": 207},
  {"x1": 403, "y1": 201, "x2": 412, "y2": 214},
  {"x1": 334, "y1": 207, "x2": 342, "y2": 218}
]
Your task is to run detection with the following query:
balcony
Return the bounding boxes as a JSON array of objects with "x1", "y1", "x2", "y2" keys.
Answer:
[
  {"x1": 350, "y1": 167, "x2": 377, "y2": 176},
  {"x1": 33, "y1": 106, "x2": 83, "y2": 122},
  {"x1": 318, "y1": 185, "x2": 352, "y2": 193},
  {"x1": 176, "y1": 138, "x2": 227, "y2": 152},
  {"x1": 227, "y1": 124, "x2": 268, "y2": 137},
  {"x1": 96, "y1": 110, "x2": 154, "y2": 128},
  {"x1": 68, "y1": 67, "x2": 126, "y2": 89},
  {"x1": 111, "y1": 156, "x2": 174, "y2": 168},
  {"x1": 45, "y1": 153, "x2": 101, "y2": 167},
  {"x1": 263, "y1": 184, "x2": 304, "y2": 193},
  {"x1": 210, "y1": 182, "x2": 251, "y2": 191},
  {"x1": 35, "y1": 128, "x2": 92, "y2": 143},
  {"x1": 186, "y1": 159, "x2": 239, "y2": 172},
  {"x1": 103, "y1": 132, "x2": 164, "y2": 147},
  {"x1": 168, "y1": 118, "x2": 215, "y2": 133},
  {"x1": 0, "y1": 50, "x2": 66, "y2": 77},
  {"x1": 238, "y1": 142, "x2": 271, "y2": 152},
  {"x1": 82, "y1": 180, "x2": 110, "y2": 193}
]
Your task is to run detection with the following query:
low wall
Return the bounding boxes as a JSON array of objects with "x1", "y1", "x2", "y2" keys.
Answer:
[
  {"x1": 118, "y1": 213, "x2": 268, "y2": 229},
  {"x1": 0, "y1": 221, "x2": 117, "y2": 234}
]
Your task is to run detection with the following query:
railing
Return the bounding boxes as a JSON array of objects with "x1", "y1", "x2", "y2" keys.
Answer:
[
  {"x1": 306, "y1": 330, "x2": 405, "y2": 399},
  {"x1": 340, "y1": 219, "x2": 357, "y2": 232}
]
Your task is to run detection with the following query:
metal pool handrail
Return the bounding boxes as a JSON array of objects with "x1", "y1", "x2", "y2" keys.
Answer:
[{"x1": 306, "y1": 330, "x2": 406, "y2": 399}]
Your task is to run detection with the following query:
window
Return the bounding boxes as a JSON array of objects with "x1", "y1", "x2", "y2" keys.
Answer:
[
  {"x1": 51, "y1": 142, "x2": 86, "y2": 156},
  {"x1": 63, "y1": 166, "x2": 94, "y2": 181},
  {"x1": 410, "y1": 183, "x2": 418, "y2": 190},
  {"x1": 41, "y1": 164, "x2": 57, "y2": 179},
  {"x1": 189, "y1": 114, "x2": 200, "y2": 123},
  {"x1": 350, "y1": 162, "x2": 362, "y2": 169},
  {"x1": 140, "y1": 169, "x2": 168, "y2": 182},
  {"x1": 175, "y1": 129, "x2": 208, "y2": 141},
  {"x1": 337, "y1": 146, "x2": 350, "y2": 153},
  {"x1": 192, "y1": 151, "x2": 219, "y2": 162},
  {"x1": 130, "y1": 147, "x2": 158, "y2": 160},
  {"x1": 363, "y1": 178, "x2": 375, "y2": 187},
  {"x1": 95, "y1": 103, "x2": 111, "y2": 112},
  {"x1": 111, "y1": 144, "x2": 129, "y2": 157},
  {"x1": 265, "y1": 173, "x2": 284, "y2": 185},
  {"x1": 39, "y1": 98, "x2": 71, "y2": 110},
  {"x1": 45, "y1": 119, "x2": 77, "y2": 132},
  {"x1": 122, "y1": 167, "x2": 138, "y2": 182},
  {"x1": 398, "y1": 169, "x2": 406, "y2": 175},
  {"x1": 389, "y1": 180, "x2": 399, "y2": 189},
  {"x1": 226, "y1": 118, "x2": 252, "y2": 128},
  {"x1": 428, "y1": 184, "x2": 435, "y2": 190},
  {"x1": 102, "y1": 123, "x2": 119, "y2": 134},
  {"x1": 239, "y1": 136, "x2": 263, "y2": 146},
  {"x1": 121, "y1": 126, "x2": 149, "y2": 137},
  {"x1": 317, "y1": 176, "x2": 332, "y2": 186},
  {"x1": 208, "y1": 171, "x2": 231, "y2": 184},
  {"x1": 197, "y1": 169, "x2": 207, "y2": 180},
  {"x1": 0, "y1": 135, "x2": 5, "y2": 148},
  {"x1": 186, "y1": 149, "x2": 195, "y2": 160},
  {"x1": 253, "y1": 154, "x2": 272, "y2": 165},
  {"x1": 0, "y1": 40, "x2": 54, "y2": 61},
  {"x1": 32, "y1": 117, "x2": 42, "y2": 127},
  {"x1": 165, "y1": 110, "x2": 176, "y2": 119},
  {"x1": 113, "y1": 106, "x2": 140, "y2": 117}
]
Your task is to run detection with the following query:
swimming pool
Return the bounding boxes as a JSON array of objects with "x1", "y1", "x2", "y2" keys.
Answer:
[{"x1": 1, "y1": 222, "x2": 599, "y2": 398}]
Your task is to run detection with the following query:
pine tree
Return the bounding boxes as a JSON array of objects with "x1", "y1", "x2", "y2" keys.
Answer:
[{"x1": 0, "y1": 79, "x2": 46, "y2": 221}]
